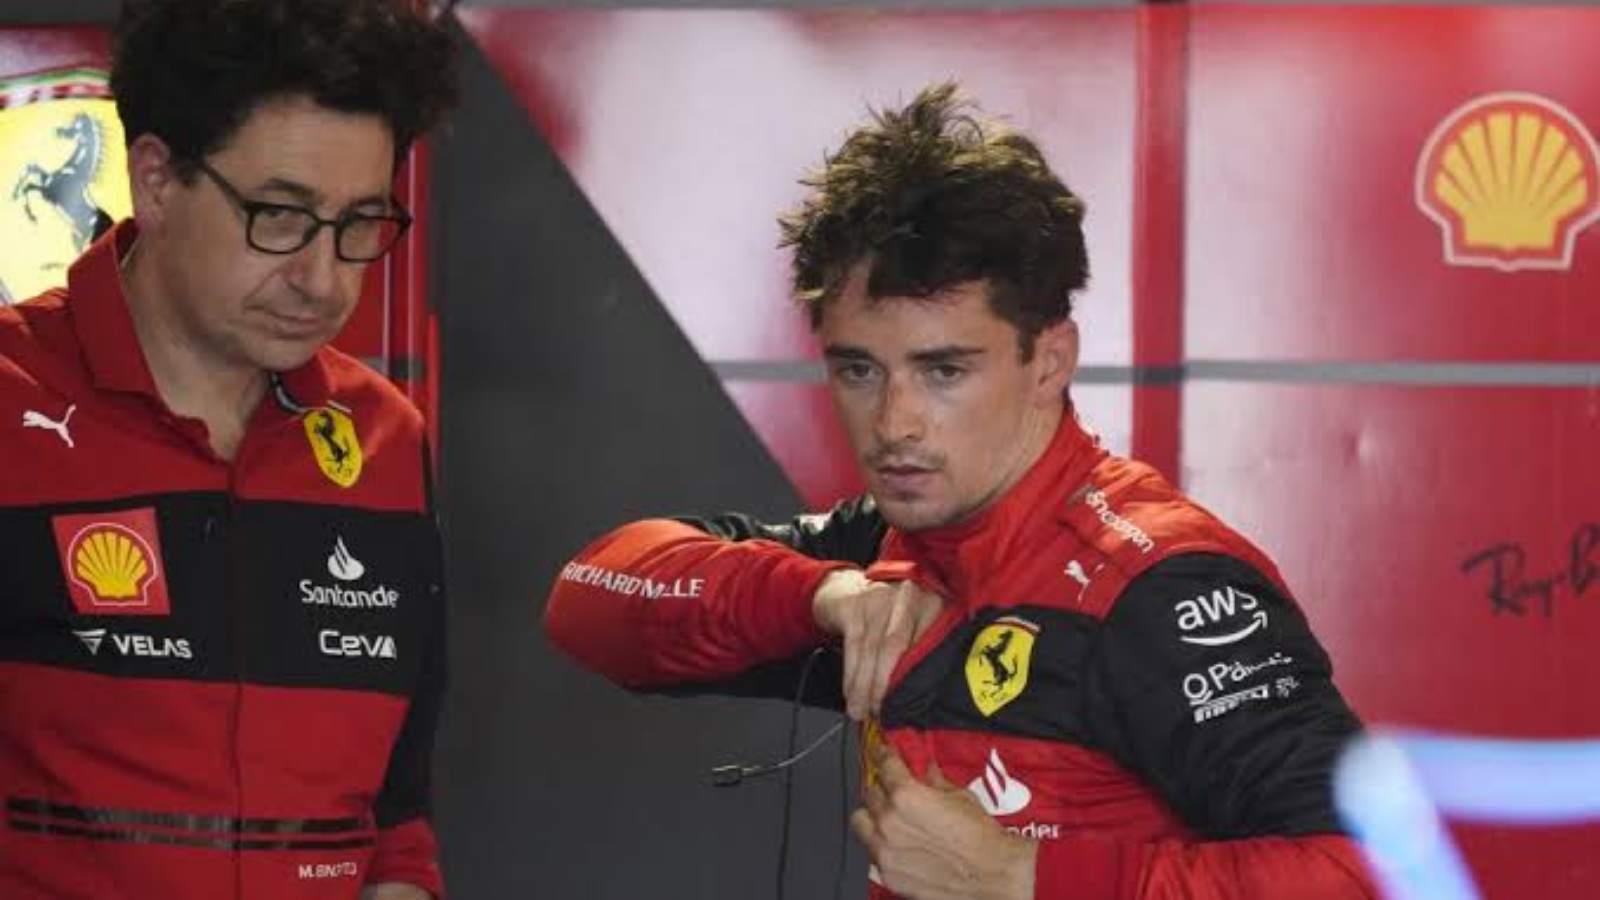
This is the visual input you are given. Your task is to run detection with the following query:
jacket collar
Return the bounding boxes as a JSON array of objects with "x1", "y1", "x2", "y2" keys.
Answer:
[{"x1": 882, "y1": 405, "x2": 1108, "y2": 602}]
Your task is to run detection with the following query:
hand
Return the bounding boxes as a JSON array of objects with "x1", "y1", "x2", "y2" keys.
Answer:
[
  {"x1": 359, "y1": 884, "x2": 432, "y2": 900},
  {"x1": 811, "y1": 569, "x2": 945, "y2": 720},
  {"x1": 851, "y1": 745, "x2": 1037, "y2": 900}
]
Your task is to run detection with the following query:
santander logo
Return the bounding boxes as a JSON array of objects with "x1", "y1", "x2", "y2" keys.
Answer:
[{"x1": 966, "y1": 749, "x2": 1032, "y2": 817}]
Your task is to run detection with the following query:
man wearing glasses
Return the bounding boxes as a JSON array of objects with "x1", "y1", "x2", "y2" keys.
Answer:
[{"x1": 0, "y1": 2, "x2": 455, "y2": 898}]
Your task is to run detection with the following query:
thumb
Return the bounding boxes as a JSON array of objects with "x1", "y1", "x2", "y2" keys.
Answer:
[{"x1": 926, "y1": 758, "x2": 953, "y2": 789}]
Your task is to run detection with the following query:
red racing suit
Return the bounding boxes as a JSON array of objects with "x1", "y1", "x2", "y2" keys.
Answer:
[
  {"x1": 545, "y1": 412, "x2": 1377, "y2": 899},
  {"x1": 0, "y1": 223, "x2": 447, "y2": 898}
]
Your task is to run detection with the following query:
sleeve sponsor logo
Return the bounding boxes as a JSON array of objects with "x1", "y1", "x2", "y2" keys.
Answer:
[
  {"x1": 964, "y1": 616, "x2": 1039, "y2": 717},
  {"x1": 558, "y1": 562, "x2": 704, "y2": 600},
  {"x1": 1175, "y1": 585, "x2": 1267, "y2": 646},
  {"x1": 1183, "y1": 653, "x2": 1300, "y2": 724},
  {"x1": 302, "y1": 407, "x2": 363, "y2": 488},
  {"x1": 51, "y1": 507, "x2": 171, "y2": 616},
  {"x1": 1182, "y1": 652, "x2": 1294, "y2": 706},
  {"x1": 1193, "y1": 683, "x2": 1273, "y2": 723},
  {"x1": 1081, "y1": 488, "x2": 1155, "y2": 554}
]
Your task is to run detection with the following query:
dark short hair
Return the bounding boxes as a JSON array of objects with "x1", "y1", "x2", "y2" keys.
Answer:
[
  {"x1": 111, "y1": 0, "x2": 458, "y2": 176},
  {"x1": 779, "y1": 82, "x2": 1089, "y2": 358}
]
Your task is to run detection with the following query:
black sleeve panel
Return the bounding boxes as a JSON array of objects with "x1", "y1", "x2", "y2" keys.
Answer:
[
  {"x1": 1085, "y1": 553, "x2": 1364, "y2": 839},
  {"x1": 672, "y1": 494, "x2": 887, "y2": 567}
]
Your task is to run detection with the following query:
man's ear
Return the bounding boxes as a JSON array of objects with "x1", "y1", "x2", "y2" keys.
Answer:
[
  {"x1": 126, "y1": 133, "x2": 181, "y2": 233},
  {"x1": 1030, "y1": 318, "x2": 1079, "y2": 405}
]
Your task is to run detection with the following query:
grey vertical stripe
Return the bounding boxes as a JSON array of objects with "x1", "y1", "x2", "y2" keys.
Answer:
[{"x1": 710, "y1": 359, "x2": 1600, "y2": 387}]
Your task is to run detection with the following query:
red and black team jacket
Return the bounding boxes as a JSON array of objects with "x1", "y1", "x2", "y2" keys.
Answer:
[
  {"x1": 0, "y1": 223, "x2": 447, "y2": 899},
  {"x1": 546, "y1": 412, "x2": 1379, "y2": 899}
]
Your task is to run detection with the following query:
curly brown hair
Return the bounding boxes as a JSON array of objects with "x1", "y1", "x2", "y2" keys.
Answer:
[
  {"x1": 780, "y1": 82, "x2": 1089, "y2": 358},
  {"x1": 112, "y1": 0, "x2": 457, "y2": 178}
]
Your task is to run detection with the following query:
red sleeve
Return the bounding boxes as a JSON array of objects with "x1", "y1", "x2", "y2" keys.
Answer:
[
  {"x1": 367, "y1": 817, "x2": 445, "y2": 897},
  {"x1": 1035, "y1": 832, "x2": 1376, "y2": 899},
  {"x1": 544, "y1": 518, "x2": 853, "y2": 687}
]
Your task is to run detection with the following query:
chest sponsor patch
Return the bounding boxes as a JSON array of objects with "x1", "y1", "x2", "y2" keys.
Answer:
[
  {"x1": 51, "y1": 507, "x2": 171, "y2": 616},
  {"x1": 303, "y1": 407, "x2": 363, "y2": 488},
  {"x1": 964, "y1": 616, "x2": 1039, "y2": 717}
]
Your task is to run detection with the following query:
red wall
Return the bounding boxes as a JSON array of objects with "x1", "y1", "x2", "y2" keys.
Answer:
[{"x1": 466, "y1": 8, "x2": 1600, "y2": 897}]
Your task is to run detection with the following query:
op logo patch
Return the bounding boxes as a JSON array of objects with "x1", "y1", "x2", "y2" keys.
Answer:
[
  {"x1": 965, "y1": 616, "x2": 1040, "y2": 717},
  {"x1": 303, "y1": 407, "x2": 363, "y2": 488},
  {"x1": 51, "y1": 507, "x2": 170, "y2": 616}
]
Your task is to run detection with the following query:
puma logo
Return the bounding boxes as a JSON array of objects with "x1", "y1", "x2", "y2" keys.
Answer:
[
  {"x1": 22, "y1": 404, "x2": 76, "y2": 448},
  {"x1": 1065, "y1": 560, "x2": 1091, "y2": 588}
]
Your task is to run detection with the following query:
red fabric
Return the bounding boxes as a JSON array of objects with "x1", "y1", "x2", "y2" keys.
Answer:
[
  {"x1": 545, "y1": 519, "x2": 849, "y2": 687},
  {"x1": 368, "y1": 818, "x2": 446, "y2": 898},
  {"x1": 1035, "y1": 833, "x2": 1375, "y2": 900}
]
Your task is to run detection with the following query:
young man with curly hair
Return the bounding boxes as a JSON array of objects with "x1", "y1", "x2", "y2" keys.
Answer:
[
  {"x1": 0, "y1": 2, "x2": 456, "y2": 897},
  {"x1": 546, "y1": 83, "x2": 1378, "y2": 900}
]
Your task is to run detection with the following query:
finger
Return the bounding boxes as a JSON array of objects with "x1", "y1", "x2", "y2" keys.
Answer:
[
  {"x1": 870, "y1": 582, "x2": 926, "y2": 715},
  {"x1": 849, "y1": 807, "x2": 880, "y2": 858},
  {"x1": 849, "y1": 601, "x2": 887, "y2": 720},
  {"x1": 925, "y1": 758, "x2": 952, "y2": 789},
  {"x1": 875, "y1": 745, "x2": 913, "y2": 792},
  {"x1": 841, "y1": 608, "x2": 865, "y2": 720},
  {"x1": 862, "y1": 774, "x2": 889, "y2": 818}
]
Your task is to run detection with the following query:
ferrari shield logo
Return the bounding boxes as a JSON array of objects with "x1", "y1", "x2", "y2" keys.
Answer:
[
  {"x1": 965, "y1": 616, "x2": 1039, "y2": 717},
  {"x1": 0, "y1": 68, "x2": 130, "y2": 303},
  {"x1": 303, "y1": 407, "x2": 364, "y2": 488}
]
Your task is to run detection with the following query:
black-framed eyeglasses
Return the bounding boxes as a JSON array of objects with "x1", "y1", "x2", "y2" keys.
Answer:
[{"x1": 191, "y1": 158, "x2": 412, "y2": 262}]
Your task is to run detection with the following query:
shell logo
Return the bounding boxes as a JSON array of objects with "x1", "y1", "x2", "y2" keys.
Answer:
[
  {"x1": 51, "y1": 507, "x2": 172, "y2": 616},
  {"x1": 69, "y1": 524, "x2": 157, "y2": 604},
  {"x1": 1416, "y1": 92, "x2": 1600, "y2": 272}
]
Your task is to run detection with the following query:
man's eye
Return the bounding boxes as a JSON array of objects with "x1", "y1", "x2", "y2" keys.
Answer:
[
  {"x1": 927, "y1": 365, "x2": 966, "y2": 384},
  {"x1": 832, "y1": 363, "x2": 876, "y2": 384}
]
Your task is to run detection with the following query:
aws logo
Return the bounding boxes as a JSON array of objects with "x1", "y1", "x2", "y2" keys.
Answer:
[
  {"x1": 0, "y1": 68, "x2": 130, "y2": 303},
  {"x1": 1416, "y1": 92, "x2": 1600, "y2": 272},
  {"x1": 51, "y1": 507, "x2": 172, "y2": 617}
]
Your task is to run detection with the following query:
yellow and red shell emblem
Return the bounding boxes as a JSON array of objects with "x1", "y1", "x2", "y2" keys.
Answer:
[
  {"x1": 70, "y1": 524, "x2": 155, "y2": 603},
  {"x1": 51, "y1": 507, "x2": 172, "y2": 616},
  {"x1": 1416, "y1": 92, "x2": 1600, "y2": 272}
]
